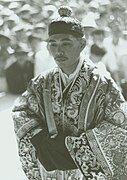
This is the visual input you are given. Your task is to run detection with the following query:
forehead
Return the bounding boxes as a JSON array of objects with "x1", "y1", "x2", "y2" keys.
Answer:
[{"x1": 48, "y1": 34, "x2": 76, "y2": 42}]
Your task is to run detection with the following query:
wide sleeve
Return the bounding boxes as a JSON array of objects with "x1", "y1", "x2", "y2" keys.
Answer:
[
  {"x1": 65, "y1": 78, "x2": 127, "y2": 180},
  {"x1": 12, "y1": 77, "x2": 46, "y2": 180}
]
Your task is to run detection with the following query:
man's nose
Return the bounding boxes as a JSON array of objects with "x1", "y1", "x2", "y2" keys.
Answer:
[{"x1": 56, "y1": 45, "x2": 64, "y2": 56}]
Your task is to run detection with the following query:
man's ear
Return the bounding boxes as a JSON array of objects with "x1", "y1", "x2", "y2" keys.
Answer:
[
  {"x1": 47, "y1": 43, "x2": 49, "y2": 51},
  {"x1": 47, "y1": 43, "x2": 52, "y2": 55},
  {"x1": 80, "y1": 38, "x2": 86, "y2": 51}
]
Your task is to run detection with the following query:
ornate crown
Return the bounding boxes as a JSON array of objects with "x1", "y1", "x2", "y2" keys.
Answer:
[
  {"x1": 48, "y1": 6, "x2": 84, "y2": 37},
  {"x1": 58, "y1": 6, "x2": 72, "y2": 17}
]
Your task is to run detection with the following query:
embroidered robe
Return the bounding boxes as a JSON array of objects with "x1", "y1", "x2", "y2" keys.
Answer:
[{"x1": 12, "y1": 60, "x2": 127, "y2": 180}]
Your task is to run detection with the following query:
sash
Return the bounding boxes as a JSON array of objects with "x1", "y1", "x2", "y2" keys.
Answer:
[
  {"x1": 43, "y1": 74, "x2": 58, "y2": 138},
  {"x1": 78, "y1": 74, "x2": 100, "y2": 133}
]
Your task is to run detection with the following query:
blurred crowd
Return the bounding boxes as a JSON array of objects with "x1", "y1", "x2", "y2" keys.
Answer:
[{"x1": 0, "y1": 0, "x2": 127, "y2": 99}]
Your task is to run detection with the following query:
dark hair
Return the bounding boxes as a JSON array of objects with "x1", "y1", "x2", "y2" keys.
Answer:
[
  {"x1": 91, "y1": 29, "x2": 105, "y2": 36},
  {"x1": 27, "y1": 34, "x2": 41, "y2": 42},
  {"x1": 90, "y1": 44, "x2": 106, "y2": 57}
]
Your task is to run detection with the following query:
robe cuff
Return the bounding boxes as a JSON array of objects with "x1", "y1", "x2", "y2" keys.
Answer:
[
  {"x1": 65, "y1": 121, "x2": 127, "y2": 179},
  {"x1": 65, "y1": 133, "x2": 106, "y2": 179}
]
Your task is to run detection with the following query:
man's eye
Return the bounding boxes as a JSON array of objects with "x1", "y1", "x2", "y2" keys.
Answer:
[
  {"x1": 62, "y1": 43, "x2": 71, "y2": 46},
  {"x1": 49, "y1": 43, "x2": 57, "y2": 47}
]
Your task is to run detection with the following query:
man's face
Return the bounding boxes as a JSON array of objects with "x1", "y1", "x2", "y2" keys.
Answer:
[
  {"x1": 47, "y1": 34, "x2": 83, "y2": 73},
  {"x1": 15, "y1": 52, "x2": 28, "y2": 66},
  {"x1": 92, "y1": 34, "x2": 104, "y2": 44},
  {"x1": 90, "y1": 54, "x2": 102, "y2": 63},
  {"x1": 0, "y1": 37, "x2": 10, "y2": 48}
]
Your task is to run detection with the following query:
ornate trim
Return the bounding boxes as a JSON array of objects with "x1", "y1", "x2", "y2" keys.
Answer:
[
  {"x1": 78, "y1": 75, "x2": 100, "y2": 132},
  {"x1": 86, "y1": 129, "x2": 113, "y2": 177},
  {"x1": 17, "y1": 119, "x2": 39, "y2": 139}
]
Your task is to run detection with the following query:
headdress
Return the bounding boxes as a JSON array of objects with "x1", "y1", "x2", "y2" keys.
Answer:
[{"x1": 48, "y1": 6, "x2": 83, "y2": 37}]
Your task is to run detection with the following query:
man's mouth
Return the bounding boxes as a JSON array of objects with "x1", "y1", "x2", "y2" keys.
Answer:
[{"x1": 55, "y1": 57, "x2": 67, "y2": 61}]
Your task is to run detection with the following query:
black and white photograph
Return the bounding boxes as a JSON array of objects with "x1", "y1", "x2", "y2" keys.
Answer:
[{"x1": 0, "y1": 0, "x2": 127, "y2": 179}]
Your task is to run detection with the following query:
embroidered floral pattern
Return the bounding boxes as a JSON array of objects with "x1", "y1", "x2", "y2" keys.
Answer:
[
  {"x1": 94, "y1": 122, "x2": 127, "y2": 179},
  {"x1": 50, "y1": 62, "x2": 93, "y2": 135},
  {"x1": 19, "y1": 132, "x2": 42, "y2": 180},
  {"x1": 66, "y1": 133, "x2": 106, "y2": 179}
]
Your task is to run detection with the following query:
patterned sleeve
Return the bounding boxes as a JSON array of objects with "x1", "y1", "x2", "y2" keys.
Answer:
[
  {"x1": 103, "y1": 77, "x2": 127, "y2": 127},
  {"x1": 66, "y1": 78, "x2": 127, "y2": 180},
  {"x1": 12, "y1": 77, "x2": 46, "y2": 180}
]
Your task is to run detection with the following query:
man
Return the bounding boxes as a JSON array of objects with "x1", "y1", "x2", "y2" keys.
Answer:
[
  {"x1": 5, "y1": 46, "x2": 34, "y2": 94},
  {"x1": 90, "y1": 28, "x2": 121, "y2": 88},
  {"x1": 90, "y1": 43, "x2": 106, "y2": 63},
  {"x1": 27, "y1": 27, "x2": 56, "y2": 77},
  {"x1": 12, "y1": 6, "x2": 127, "y2": 180},
  {"x1": 89, "y1": 44, "x2": 109, "y2": 78}
]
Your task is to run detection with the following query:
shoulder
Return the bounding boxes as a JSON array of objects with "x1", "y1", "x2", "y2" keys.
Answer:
[
  {"x1": 5, "y1": 61, "x2": 18, "y2": 72},
  {"x1": 82, "y1": 57, "x2": 96, "y2": 74},
  {"x1": 92, "y1": 63, "x2": 122, "y2": 95},
  {"x1": 38, "y1": 66, "x2": 58, "y2": 80},
  {"x1": 83, "y1": 58, "x2": 115, "y2": 88},
  {"x1": 28, "y1": 67, "x2": 58, "y2": 91}
]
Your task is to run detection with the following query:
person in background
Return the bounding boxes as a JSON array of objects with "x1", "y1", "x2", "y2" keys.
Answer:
[
  {"x1": 117, "y1": 51, "x2": 127, "y2": 100},
  {"x1": 91, "y1": 29, "x2": 105, "y2": 47},
  {"x1": 12, "y1": 6, "x2": 127, "y2": 180},
  {"x1": 27, "y1": 26, "x2": 56, "y2": 77},
  {"x1": 103, "y1": 23, "x2": 127, "y2": 90},
  {"x1": 95, "y1": 11, "x2": 110, "y2": 32},
  {"x1": 91, "y1": 28, "x2": 121, "y2": 88},
  {"x1": 5, "y1": 46, "x2": 34, "y2": 94},
  {"x1": 27, "y1": 32, "x2": 43, "y2": 75},
  {"x1": 89, "y1": 43, "x2": 112, "y2": 87},
  {"x1": 81, "y1": 13, "x2": 97, "y2": 58},
  {"x1": 90, "y1": 43, "x2": 107, "y2": 69},
  {"x1": 0, "y1": 34, "x2": 11, "y2": 77},
  {"x1": 0, "y1": 33, "x2": 11, "y2": 92}
]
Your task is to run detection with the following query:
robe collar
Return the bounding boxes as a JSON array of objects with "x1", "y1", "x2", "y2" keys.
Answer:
[{"x1": 59, "y1": 58, "x2": 83, "y2": 87}]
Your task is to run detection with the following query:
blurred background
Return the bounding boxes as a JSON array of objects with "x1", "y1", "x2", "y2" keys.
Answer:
[{"x1": 0, "y1": 0, "x2": 127, "y2": 179}]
